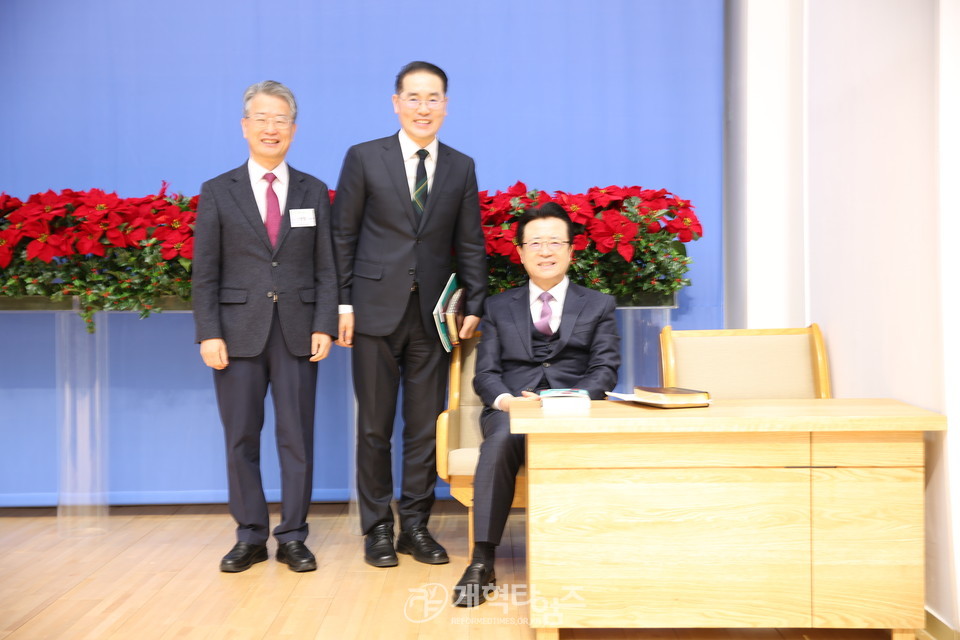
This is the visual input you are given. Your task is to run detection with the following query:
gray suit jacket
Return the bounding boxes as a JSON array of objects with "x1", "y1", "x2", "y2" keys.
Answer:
[
  {"x1": 332, "y1": 133, "x2": 487, "y2": 337},
  {"x1": 192, "y1": 163, "x2": 339, "y2": 357},
  {"x1": 473, "y1": 283, "x2": 621, "y2": 404}
]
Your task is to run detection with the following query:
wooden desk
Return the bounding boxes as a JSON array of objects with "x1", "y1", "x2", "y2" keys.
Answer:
[{"x1": 509, "y1": 399, "x2": 946, "y2": 640}]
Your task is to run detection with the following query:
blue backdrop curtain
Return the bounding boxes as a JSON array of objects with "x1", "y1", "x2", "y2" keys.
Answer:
[{"x1": 0, "y1": 0, "x2": 724, "y2": 506}]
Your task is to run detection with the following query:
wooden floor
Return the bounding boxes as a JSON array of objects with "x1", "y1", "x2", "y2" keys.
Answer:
[{"x1": 0, "y1": 501, "x2": 902, "y2": 640}]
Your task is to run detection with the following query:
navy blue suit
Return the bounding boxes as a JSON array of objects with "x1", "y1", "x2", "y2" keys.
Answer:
[
  {"x1": 192, "y1": 163, "x2": 338, "y2": 546},
  {"x1": 472, "y1": 282, "x2": 620, "y2": 544},
  {"x1": 332, "y1": 134, "x2": 487, "y2": 534}
]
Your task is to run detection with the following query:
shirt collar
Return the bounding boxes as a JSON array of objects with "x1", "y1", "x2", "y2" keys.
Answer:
[
  {"x1": 528, "y1": 276, "x2": 570, "y2": 306},
  {"x1": 247, "y1": 158, "x2": 289, "y2": 184},
  {"x1": 398, "y1": 129, "x2": 439, "y2": 161}
]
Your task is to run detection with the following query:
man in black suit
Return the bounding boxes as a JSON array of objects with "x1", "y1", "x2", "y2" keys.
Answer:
[
  {"x1": 193, "y1": 81, "x2": 338, "y2": 573},
  {"x1": 332, "y1": 61, "x2": 487, "y2": 568},
  {"x1": 452, "y1": 203, "x2": 621, "y2": 606}
]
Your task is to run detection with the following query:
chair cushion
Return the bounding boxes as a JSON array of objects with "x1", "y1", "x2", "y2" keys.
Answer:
[
  {"x1": 448, "y1": 448, "x2": 527, "y2": 485},
  {"x1": 448, "y1": 447, "x2": 481, "y2": 476}
]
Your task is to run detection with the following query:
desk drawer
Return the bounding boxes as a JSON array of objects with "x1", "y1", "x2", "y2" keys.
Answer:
[
  {"x1": 812, "y1": 431, "x2": 923, "y2": 467},
  {"x1": 527, "y1": 432, "x2": 809, "y2": 469}
]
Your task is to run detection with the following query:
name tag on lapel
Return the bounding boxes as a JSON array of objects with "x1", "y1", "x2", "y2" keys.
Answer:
[{"x1": 289, "y1": 208, "x2": 316, "y2": 227}]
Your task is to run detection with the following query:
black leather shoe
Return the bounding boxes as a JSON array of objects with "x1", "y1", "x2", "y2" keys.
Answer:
[
  {"x1": 276, "y1": 540, "x2": 317, "y2": 572},
  {"x1": 219, "y1": 541, "x2": 268, "y2": 573},
  {"x1": 452, "y1": 562, "x2": 497, "y2": 607},
  {"x1": 364, "y1": 523, "x2": 398, "y2": 567},
  {"x1": 396, "y1": 526, "x2": 449, "y2": 564}
]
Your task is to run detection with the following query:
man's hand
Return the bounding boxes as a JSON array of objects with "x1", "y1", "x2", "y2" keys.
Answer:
[
  {"x1": 459, "y1": 315, "x2": 481, "y2": 340},
  {"x1": 500, "y1": 390, "x2": 540, "y2": 412},
  {"x1": 336, "y1": 313, "x2": 354, "y2": 348},
  {"x1": 200, "y1": 338, "x2": 229, "y2": 370},
  {"x1": 310, "y1": 332, "x2": 333, "y2": 362}
]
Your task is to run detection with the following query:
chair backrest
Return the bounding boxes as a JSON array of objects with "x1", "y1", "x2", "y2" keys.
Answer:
[
  {"x1": 660, "y1": 324, "x2": 832, "y2": 399},
  {"x1": 448, "y1": 335, "x2": 484, "y2": 450}
]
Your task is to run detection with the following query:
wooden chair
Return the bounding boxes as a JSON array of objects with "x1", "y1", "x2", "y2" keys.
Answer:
[
  {"x1": 659, "y1": 323, "x2": 832, "y2": 399},
  {"x1": 436, "y1": 335, "x2": 526, "y2": 550}
]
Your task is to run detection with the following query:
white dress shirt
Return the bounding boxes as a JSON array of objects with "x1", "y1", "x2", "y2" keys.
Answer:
[
  {"x1": 247, "y1": 158, "x2": 289, "y2": 223},
  {"x1": 527, "y1": 277, "x2": 568, "y2": 335},
  {"x1": 398, "y1": 129, "x2": 439, "y2": 198}
]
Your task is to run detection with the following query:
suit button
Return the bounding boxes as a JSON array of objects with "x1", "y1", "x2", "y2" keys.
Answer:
[
  {"x1": 408, "y1": 268, "x2": 415, "y2": 275},
  {"x1": 543, "y1": 362, "x2": 551, "y2": 367},
  {"x1": 416, "y1": 239, "x2": 422, "y2": 244},
  {"x1": 266, "y1": 291, "x2": 275, "y2": 298},
  {"x1": 271, "y1": 261, "x2": 279, "y2": 267}
]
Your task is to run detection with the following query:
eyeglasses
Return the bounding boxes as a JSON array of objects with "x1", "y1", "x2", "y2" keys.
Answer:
[
  {"x1": 521, "y1": 240, "x2": 570, "y2": 252},
  {"x1": 245, "y1": 114, "x2": 293, "y2": 130},
  {"x1": 401, "y1": 98, "x2": 446, "y2": 111}
]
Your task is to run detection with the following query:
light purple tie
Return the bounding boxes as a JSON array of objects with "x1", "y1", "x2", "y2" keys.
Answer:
[
  {"x1": 264, "y1": 172, "x2": 280, "y2": 247},
  {"x1": 534, "y1": 291, "x2": 554, "y2": 336}
]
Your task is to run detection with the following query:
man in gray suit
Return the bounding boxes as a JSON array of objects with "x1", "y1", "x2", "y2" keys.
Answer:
[
  {"x1": 193, "y1": 81, "x2": 338, "y2": 573},
  {"x1": 332, "y1": 62, "x2": 488, "y2": 568},
  {"x1": 452, "y1": 203, "x2": 620, "y2": 606}
]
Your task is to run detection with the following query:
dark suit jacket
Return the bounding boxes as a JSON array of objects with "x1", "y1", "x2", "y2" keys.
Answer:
[
  {"x1": 192, "y1": 163, "x2": 339, "y2": 358},
  {"x1": 473, "y1": 283, "x2": 621, "y2": 404},
  {"x1": 332, "y1": 133, "x2": 487, "y2": 337}
]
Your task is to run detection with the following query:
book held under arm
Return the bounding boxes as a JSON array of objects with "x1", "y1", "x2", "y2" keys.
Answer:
[
  {"x1": 605, "y1": 386, "x2": 710, "y2": 409},
  {"x1": 443, "y1": 286, "x2": 465, "y2": 347},
  {"x1": 432, "y1": 273, "x2": 460, "y2": 352}
]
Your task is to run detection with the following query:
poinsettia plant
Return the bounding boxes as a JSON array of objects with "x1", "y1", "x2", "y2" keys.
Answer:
[
  {"x1": 480, "y1": 182, "x2": 702, "y2": 305},
  {"x1": 0, "y1": 180, "x2": 703, "y2": 330},
  {"x1": 0, "y1": 185, "x2": 194, "y2": 328}
]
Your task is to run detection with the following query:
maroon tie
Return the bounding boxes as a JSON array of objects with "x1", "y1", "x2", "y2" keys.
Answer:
[
  {"x1": 264, "y1": 172, "x2": 280, "y2": 247},
  {"x1": 534, "y1": 291, "x2": 554, "y2": 335}
]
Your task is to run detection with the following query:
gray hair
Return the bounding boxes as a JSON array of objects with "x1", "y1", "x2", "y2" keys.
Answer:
[{"x1": 242, "y1": 80, "x2": 297, "y2": 122}]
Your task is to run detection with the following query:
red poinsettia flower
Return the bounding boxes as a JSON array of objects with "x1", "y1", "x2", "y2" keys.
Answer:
[
  {"x1": 25, "y1": 223, "x2": 72, "y2": 262},
  {"x1": 643, "y1": 217, "x2": 663, "y2": 233},
  {"x1": 637, "y1": 188, "x2": 672, "y2": 213},
  {"x1": 490, "y1": 190, "x2": 518, "y2": 216},
  {"x1": 20, "y1": 190, "x2": 71, "y2": 220},
  {"x1": 1, "y1": 218, "x2": 27, "y2": 246},
  {"x1": 0, "y1": 228, "x2": 19, "y2": 268},
  {"x1": 665, "y1": 207, "x2": 703, "y2": 242},
  {"x1": 482, "y1": 222, "x2": 520, "y2": 263},
  {"x1": 7, "y1": 201, "x2": 60, "y2": 225},
  {"x1": 503, "y1": 181, "x2": 538, "y2": 209},
  {"x1": 479, "y1": 191, "x2": 514, "y2": 226},
  {"x1": 161, "y1": 236, "x2": 194, "y2": 260},
  {"x1": 527, "y1": 189, "x2": 554, "y2": 207},
  {"x1": 128, "y1": 198, "x2": 167, "y2": 230},
  {"x1": 572, "y1": 233, "x2": 589, "y2": 251},
  {"x1": 72, "y1": 228, "x2": 109, "y2": 257},
  {"x1": 506, "y1": 181, "x2": 528, "y2": 198},
  {"x1": 76, "y1": 207, "x2": 142, "y2": 248},
  {"x1": 75, "y1": 189, "x2": 124, "y2": 218},
  {"x1": 587, "y1": 185, "x2": 633, "y2": 209},
  {"x1": 589, "y1": 211, "x2": 639, "y2": 262},
  {"x1": 552, "y1": 191, "x2": 595, "y2": 225},
  {"x1": 152, "y1": 204, "x2": 195, "y2": 243},
  {"x1": 0, "y1": 192, "x2": 23, "y2": 212}
]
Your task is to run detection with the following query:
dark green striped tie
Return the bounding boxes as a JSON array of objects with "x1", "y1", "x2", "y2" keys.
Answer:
[{"x1": 413, "y1": 148, "x2": 428, "y2": 215}]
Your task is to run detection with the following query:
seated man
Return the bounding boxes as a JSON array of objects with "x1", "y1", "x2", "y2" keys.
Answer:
[{"x1": 452, "y1": 202, "x2": 621, "y2": 606}]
